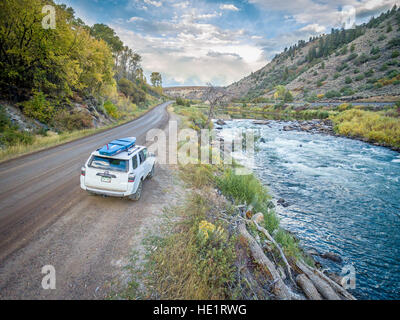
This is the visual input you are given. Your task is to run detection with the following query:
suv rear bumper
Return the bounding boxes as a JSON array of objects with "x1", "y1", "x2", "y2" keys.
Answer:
[{"x1": 82, "y1": 186, "x2": 129, "y2": 198}]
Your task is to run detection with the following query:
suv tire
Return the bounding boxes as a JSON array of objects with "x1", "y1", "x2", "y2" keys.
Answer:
[{"x1": 129, "y1": 180, "x2": 143, "y2": 201}]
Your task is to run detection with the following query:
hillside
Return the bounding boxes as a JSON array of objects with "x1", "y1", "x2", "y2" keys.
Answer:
[
  {"x1": 226, "y1": 7, "x2": 400, "y2": 102},
  {"x1": 0, "y1": 0, "x2": 165, "y2": 153},
  {"x1": 163, "y1": 86, "x2": 208, "y2": 100}
]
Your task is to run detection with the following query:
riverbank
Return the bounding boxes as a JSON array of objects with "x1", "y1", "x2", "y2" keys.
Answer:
[
  {"x1": 213, "y1": 102, "x2": 400, "y2": 152},
  {"x1": 118, "y1": 103, "x2": 356, "y2": 300},
  {"x1": 251, "y1": 117, "x2": 400, "y2": 152}
]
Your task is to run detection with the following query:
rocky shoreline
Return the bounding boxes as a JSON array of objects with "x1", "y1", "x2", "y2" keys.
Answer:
[{"x1": 251, "y1": 118, "x2": 400, "y2": 153}]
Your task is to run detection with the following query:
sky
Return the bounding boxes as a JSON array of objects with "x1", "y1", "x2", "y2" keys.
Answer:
[{"x1": 60, "y1": 0, "x2": 399, "y2": 87}]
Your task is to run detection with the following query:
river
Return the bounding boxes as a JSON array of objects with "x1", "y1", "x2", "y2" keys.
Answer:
[{"x1": 217, "y1": 119, "x2": 400, "y2": 300}]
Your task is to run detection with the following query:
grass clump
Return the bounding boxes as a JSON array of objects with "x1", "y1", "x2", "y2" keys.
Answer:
[
  {"x1": 0, "y1": 105, "x2": 34, "y2": 147},
  {"x1": 145, "y1": 193, "x2": 237, "y2": 299},
  {"x1": 331, "y1": 109, "x2": 400, "y2": 149}
]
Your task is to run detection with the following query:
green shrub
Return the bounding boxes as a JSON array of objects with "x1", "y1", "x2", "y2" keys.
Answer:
[
  {"x1": 380, "y1": 63, "x2": 389, "y2": 71},
  {"x1": 333, "y1": 72, "x2": 340, "y2": 79},
  {"x1": 340, "y1": 86, "x2": 355, "y2": 96},
  {"x1": 355, "y1": 74, "x2": 365, "y2": 81},
  {"x1": 388, "y1": 38, "x2": 400, "y2": 48},
  {"x1": 392, "y1": 50, "x2": 400, "y2": 58},
  {"x1": 176, "y1": 97, "x2": 191, "y2": 107},
  {"x1": 22, "y1": 92, "x2": 55, "y2": 124},
  {"x1": 347, "y1": 53, "x2": 358, "y2": 61},
  {"x1": 0, "y1": 105, "x2": 34, "y2": 147},
  {"x1": 336, "y1": 63, "x2": 348, "y2": 72},
  {"x1": 325, "y1": 90, "x2": 341, "y2": 99},
  {"x1": 378, "y1": 35, "x2": 387, "y2": 41},
  {"x1": 104, "y1": 100, "x2": 121, "y2": 119},
  {"x1": 117, "y1": 78, "x2": 146, "y2": 104},
  {"x1": 54, "y1": 110, "x2": 93, "y2": 131},
  {"x1": 365, "y1": 69, "x2": 374, "y2": 77},
  {"x1": 370, "y1": 47, "x2": 380, "y2": 55},
  {"x1": 355, "y1": 53, "x2": 369, "y2": 65},
  {"x1": 0, "y1": 128, "x2": 34, "y2": 147},
  {"x1": 345, "y1": 76, "x2": 353, "y2": 84},
  {"x1": 387, "y1": 69, "x2": 400, "y2": 79},
  {"x1": 216, "y1": 168, "x2": 271, "y2": 214},
  {"x1": 283, "y1": 90, "x2": 294, "y2": 102}
]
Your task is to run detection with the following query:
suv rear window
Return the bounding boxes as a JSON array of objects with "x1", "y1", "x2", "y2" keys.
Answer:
[{"x1": 89, "y1": 156, "x2": 128, "y2": 172}]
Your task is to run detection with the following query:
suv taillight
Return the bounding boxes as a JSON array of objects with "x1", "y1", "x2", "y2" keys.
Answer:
[
  {"x1": 81, "y1": 167, "x2": 86, "y2": 176},
  {"x1": 128, "y1": 174, "x2": 135, "y2": 183}
]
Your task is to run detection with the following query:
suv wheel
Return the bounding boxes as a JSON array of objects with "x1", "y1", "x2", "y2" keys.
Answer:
[
  {"x1": 148, "y1": 165, "x2": 155, "y2": 179},
  {"x1": 129, "y1": 180, "x2": 143, "y2": 201}
]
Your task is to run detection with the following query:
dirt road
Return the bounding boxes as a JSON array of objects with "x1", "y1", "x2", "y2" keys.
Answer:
[{"x1": 0, "y1": 101, "x2": 183, "y2": 299}]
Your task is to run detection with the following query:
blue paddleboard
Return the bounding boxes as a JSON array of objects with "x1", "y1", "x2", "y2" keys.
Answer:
[{"x1": 99, "y1": 137, "x2": 136, "y2": 156}]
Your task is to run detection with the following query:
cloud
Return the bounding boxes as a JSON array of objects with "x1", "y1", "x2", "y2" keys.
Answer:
[
  {"x1": 128, "y1": 16, "x2": 146, "y2": 22},
  {"x1": 143, "y1": 0, "x2": 163, "y2": 7},
  {"x1": 112, "y1": 0, "x2": 398, "y2": 86},
  {"x1": 220, "y1": 4, "x2": 240, "y2": 11},
  {"x1": 299, "y1": 23, "x2": 326, "y2": 33},
  {"x1": 248, "y1": 0, "x2": 398, "y2": 27},
  {"x1": 111, "y1": 22, "x2": 265, "y2": 86},
  {"x1": 172, "y1": 1, "x2": 189, "y2": 9}
]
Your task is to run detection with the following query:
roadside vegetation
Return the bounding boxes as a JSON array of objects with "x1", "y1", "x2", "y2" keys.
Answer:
[
  {"x1": 0, "y1": 101, "x2": 161, "y2": 162},
  {"x1": 0, "y1": 0, "x2": 166, "y2": 161}
]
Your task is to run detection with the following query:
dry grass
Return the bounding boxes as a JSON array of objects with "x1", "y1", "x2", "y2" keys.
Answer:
[
  {"x1": 145, "y1": 193, "x2": 237, "y2": 300},
  {"x1": 331, "y1": 108, "x2": 400, "y2": 149}
]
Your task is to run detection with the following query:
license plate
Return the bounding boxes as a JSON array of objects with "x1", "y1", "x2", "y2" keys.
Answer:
[{"x1": 101, "y1": 177, "x2": 111, "y2": 183}]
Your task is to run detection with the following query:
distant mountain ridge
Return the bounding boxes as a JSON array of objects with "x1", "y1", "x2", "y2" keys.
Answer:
[{"x1": 226, "y1": 6, "x2": 400, "y2": 102}]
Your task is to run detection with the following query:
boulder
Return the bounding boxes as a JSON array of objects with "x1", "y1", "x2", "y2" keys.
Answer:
[
  {"x1": 321, "y1": 252, "x2": 342, "y2": 263},
  {"x1": 277, "y1": 198, "x2": 290, "y2": 207},
  {"x1": 252, "y1": 120, "x2": 269, "y2": 125},
  {"x1": 216, "y1": 119, "x2": 226, "y2": 126}
]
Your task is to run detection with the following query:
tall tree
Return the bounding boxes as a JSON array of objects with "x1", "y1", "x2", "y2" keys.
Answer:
[{"x1": 150, "y1": 72, "x2": 162, "y2": 87}]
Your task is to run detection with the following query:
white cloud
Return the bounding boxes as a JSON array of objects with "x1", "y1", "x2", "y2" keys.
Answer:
[
  {"x1": 172, "y1": 1, "x2": 189, "y2": 9},
  {"x1": 220, "y1": 4, "x2": 240, "y2": 11},
  {"x1": 128, "y1": 16, "x2": 146, "y2": 22},
  {"x1": 299, "y1": 23, "x2": 326, "y2": 33},
  {"x1": 248, "y1": 0, "x2": 398, "y2": 27},
  {"x1": 111, "y1": 21, "x2": 264, "y2": 86},
  {"x1": 144, "y1": 0, "x2": 163, "y2": 7}
]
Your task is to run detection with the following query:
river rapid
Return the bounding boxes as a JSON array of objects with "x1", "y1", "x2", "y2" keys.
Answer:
[{"x1": 217, "y1": 119, "x2": 400, "y2": 300}]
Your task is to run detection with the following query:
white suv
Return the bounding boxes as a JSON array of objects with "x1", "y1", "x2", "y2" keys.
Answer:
[{"x1": 80, "y1": 139, "x2": 155, "y2": 201}]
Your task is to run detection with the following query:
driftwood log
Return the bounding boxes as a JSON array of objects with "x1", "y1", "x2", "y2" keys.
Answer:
[
  {"x1": 236, "y1": 210, "x2": 356, "y2": 300},
  {"x1": 296, "y1": 274, "x2": 323, "y2": 300},
  {"x1": 305, "y1": 262, "x2": 356, "y2": 300},
  {"x1": 238, "y1": 221, "x2": 293, "y2": 300},
  {"x1": 251, "y1": 220, "x2": 296, "y2": 286},
  {"x1": 296, "y1": 260, "x2": 341, "y2": 300}
]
